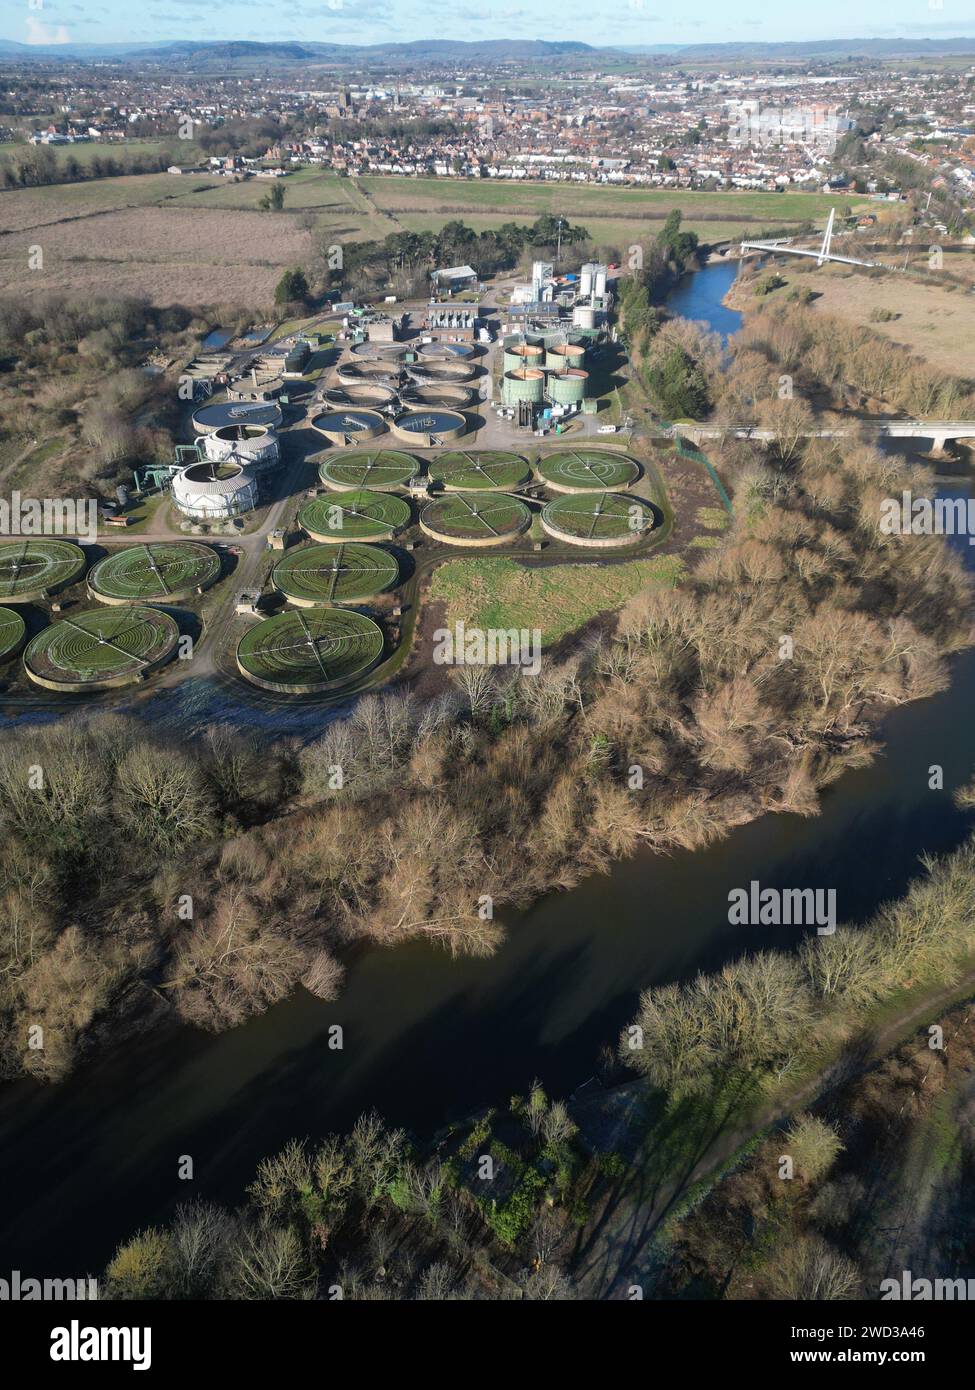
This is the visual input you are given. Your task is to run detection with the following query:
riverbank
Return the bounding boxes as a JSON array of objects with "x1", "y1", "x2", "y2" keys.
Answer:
[{"x1": 3, "y1": 260, "x2": 974, "y2": 1279}]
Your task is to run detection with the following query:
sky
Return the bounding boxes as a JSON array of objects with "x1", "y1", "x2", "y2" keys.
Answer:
[{"x1": 7, "y1": 0, "x2": 975, "y2": 49}]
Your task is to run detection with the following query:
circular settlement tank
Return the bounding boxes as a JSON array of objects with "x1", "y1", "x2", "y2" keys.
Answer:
[
  {"x1": 321, "y1": 383, "x2": 398, "y2": 411},
  {"x1": 407, "y1": 358, "x2": 476, "y2": 385},
  {"x1": 191, "y1": 399, "x2": 283, "y2": 434},
  {"x1": 351, "y1": 342, "x2": 409, "y2": 361},
  {"x1": 503, "y1": 340, "x2": 545, "y2": 374},
  {"x1": 0, "y1": 538, "x2": 86, "y2": 604},
  {"x1": 236, "y1": 608, "x2": 384, "y2": 695},
  {"x1": 417, "y1": 341, "x2": 476, "y2": 361},
  {"x1": 541, "y1": 492, "x2": 655, "y2": 548},
  {"x1": 337, "y1": 360, "x2": 402, "y2": 388},
  {"x1": 390, "y1": 409, "x2": 467, "y2": 448},
  {"x1": 172, "y1": 459, "x2": 258, "y2": 519},
  {"x1": 545, "y1": 342, "x2": 586, "y2": 371},
  {"x1": 399, "y1": 381, "x2": 475, "y2": 411},
  {"x1": 501, "y1": 368, "x2": 545, "y2": 407},
  {"x1": 24, "y1": 605, "x2": 180, "y2": 692},
  {"x1": 311, "y1": 408, "x2": 387, "y2": 447},
  {"x1": 0, "y1": 606, "x2": 26, "y2": 662},
  {"x1": 547, "y1": 368, "x2": 589, "y2": 405},
  {"x1": 202, "y1": 424, "x2": 279, "y2": 469}
]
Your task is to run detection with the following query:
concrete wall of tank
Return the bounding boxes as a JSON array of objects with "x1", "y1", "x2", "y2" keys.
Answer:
[
  {"x1": 312, "y1": 413, "x2": 387, "y2": 446},
  {"x1": 540, "y1": 511, "x2": 646, "y2": 548},
  {"x1": 547, "y1": 370, "x2": 589, "y2": 405},
  {"x1": 544, "y1": 344, "x2": 586, "y2": 371},
  {"x1": 502, "y1": 343, "x2": 545, "y2": 374},
  {"x1": 172, "y1": 469, "x2": 259, "y2": 520},
  {"x1": 389, "y1": 411, "x2": 467, "y2": 448}
]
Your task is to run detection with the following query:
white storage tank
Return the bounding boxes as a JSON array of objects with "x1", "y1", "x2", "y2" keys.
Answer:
[
  {"x1": 172, "y1": 460, "x2": 258, "y2": 520},
  {"x1": 201, "y1": 424, "x2": 280, "y2": 472}
]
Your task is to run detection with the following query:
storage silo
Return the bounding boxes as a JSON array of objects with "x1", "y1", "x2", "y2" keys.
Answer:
[
  {"x1": 501, "y1": 368, "x2": 545, "y2": 407},
  {"x1": 503, "y1": 340, "x2": 545, "y2": 374},
  {"x1": 172, "y1": 460, "x2": 259, "y2": 520},
  {"x1": 545, "y1": 342, "x2": 586, "y2": 371},
  {"x1": 547, "y1": 369, "x2": 589, "y2": 406},
  {"x1": 202, "y1": 424, "x2": 280, "y2": 471}
]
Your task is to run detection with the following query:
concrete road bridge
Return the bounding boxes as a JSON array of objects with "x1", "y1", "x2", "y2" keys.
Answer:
[{"x1": 683, "y1": 420, "x2": 975, "y2": 454}]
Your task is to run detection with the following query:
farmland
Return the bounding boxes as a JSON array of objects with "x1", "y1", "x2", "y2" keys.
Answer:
[{"x1": 0, "y1": 164, "x2": 864, "y2": 307}]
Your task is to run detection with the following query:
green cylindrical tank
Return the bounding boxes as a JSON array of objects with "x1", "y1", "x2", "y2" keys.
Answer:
[
  {"x1": 501, "y1": 368, "x2": 545, "y2": 406},
  {"x1": 582, "y1": 397, "x2": 599, "y2": 415},
  {"x1": 544, "y1": 342, "x2": 586, "y2": 371},
  {"x1": 548, "y1": 368, "x2": 589, "y2": 405},
  {"x1": 502, "y1": 340, "x2": 545, "y2": 374}
]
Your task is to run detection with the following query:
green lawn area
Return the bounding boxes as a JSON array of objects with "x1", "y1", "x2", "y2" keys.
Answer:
[
  {"x1": 0, "y1": 138, "x2": 200, "y2": 167},
  {"x1": 360, "y1": 177, "x2": 869, "y2": 243},
  {"x1": 429, "y1": 553, "x2": 684, "y2": 645}
]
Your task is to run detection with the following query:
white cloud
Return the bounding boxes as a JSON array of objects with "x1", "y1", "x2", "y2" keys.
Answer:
[{"x1": 25, "y1": 16, "x2": 72, "y2": 44}]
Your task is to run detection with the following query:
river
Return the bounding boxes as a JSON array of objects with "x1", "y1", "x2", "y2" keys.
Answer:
[{"x1": 2, "y1": 261, "x2": 974, "y2": 1275}]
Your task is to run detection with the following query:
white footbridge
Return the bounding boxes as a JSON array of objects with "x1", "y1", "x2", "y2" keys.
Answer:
[{"x1": 740, "y1": 208, "x2": 891, "y2": 270}]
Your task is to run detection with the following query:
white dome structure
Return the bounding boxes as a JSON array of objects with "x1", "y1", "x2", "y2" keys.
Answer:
[{"x1": 172, "y1": 460, "x2": 258, "y2": 520}]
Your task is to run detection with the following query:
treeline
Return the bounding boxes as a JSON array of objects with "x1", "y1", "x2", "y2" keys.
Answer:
[
  {"x1": 100, "y1": 1085, "x2": 586, "y2": 1300},
  {"x1": 616, "y1": 212, "x2": 710, "y2": 419},
  {"x1": 0, "y1": 292, "x2": 264, "y2": 497},
  {"x1": 660, "y1": 991, "x2": 975, "y2": 1299},
  {"x1": 323, "y1": 214, "x2": 591, "y2": 298},
  {"x1": 722, "y1": 289, "x2": 975, "y2": 420},
  {"x1": 0, "y1": 143, "x2": 178, "y2": 191},
  {"x1": 1, "y1": 432, "x2": 971, "y2": 1081},
  {"x1": 623, "y1": 836, "x2": 975, "y2": 1105}
]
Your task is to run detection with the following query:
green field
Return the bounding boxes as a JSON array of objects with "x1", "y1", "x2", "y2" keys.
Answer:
[
  {"x1": 24, "y1": 606, "x2": 179, "y2": 687},
  {"x1": 427, "y1": 452, "x2": 531, "y2": 491},
  {"x1": 541, "y1": 491, "x2": 656, "y2": 542},
  {"x1": 272, "y1": 542, "x2": 399, "y2": 605},
  {"x1": 298, "y1": 490, "x2": 412, "y2": 542},
  {"x1": 0, "y1": 538, "x2": 87, "y2": 602},
  {"x1": 87, "y1": 541, "x2": 221, "y2": 602},
  {"x1": 236, "y1": 607, "x2": 384, "y2": 691},
  {"x1": 358, "y1": 176, "x2": 868, "y2": 242},
  {"x1": 0, "y1": 137, "x2": 202, "y2": 168},
  {"x1": 421, "y1": 492, "x2": 531, "y2": 541},
  {"x1": 430, "y1": 554, "x2": 685, "y2": 645},
  {"x1": 537, "y1": 450, "x2": 641, "y2": 492}
]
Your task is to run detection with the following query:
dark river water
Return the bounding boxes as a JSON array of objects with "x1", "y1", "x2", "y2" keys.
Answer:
[{"x1": 2, "y1": 261, "x2": 974, "y2": 1276}]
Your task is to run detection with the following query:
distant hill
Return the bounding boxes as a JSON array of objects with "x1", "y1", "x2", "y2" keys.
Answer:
[
  {"x1": 1, "y1": 33, "x2": 973, "y2": 63},
  {"x1": 617, "y1": 36, "x2": 975, "y2": 59},
  {"x1": 0, "y1": 38, "x2": 597, "y2": 62}
]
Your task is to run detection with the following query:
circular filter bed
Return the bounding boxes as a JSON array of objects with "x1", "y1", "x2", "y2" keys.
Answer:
[
  {"x1": 537, "y1": 450, "x2": 640, "y2": 493},
  {"x1": 0, "y1": 606, "x2": 26, "y2": 662},
  {"x1": 24, "y1": 606, "x2": 180, "y2": 691},
  {"x1": 541, "y1": 492, "x2": 655, "y2": 547},
  {"x1": 420, "y1": 492, "x2": 531, "y2": 547},
  {"x1": 318, "y1": 450, "x2": 418, "y2": 491},
  {"x1": 299, "y1": 491, "x2": 411, "y2": 543},
  {"x1": 272, "y1": 542, "x2": 399, "y2": 606},
  {"x1": 237, "y1": 608, "x2": 384, "y2": 694},
  {"x1": 0, "y1": 538, "x2": 87, "y2": 603},
  {"x1": 87, "y1": 541, "x2": 221, "y2": 605},
  {"x1": 427, "y1": 452, "x2": 530, "y2": 491}
]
